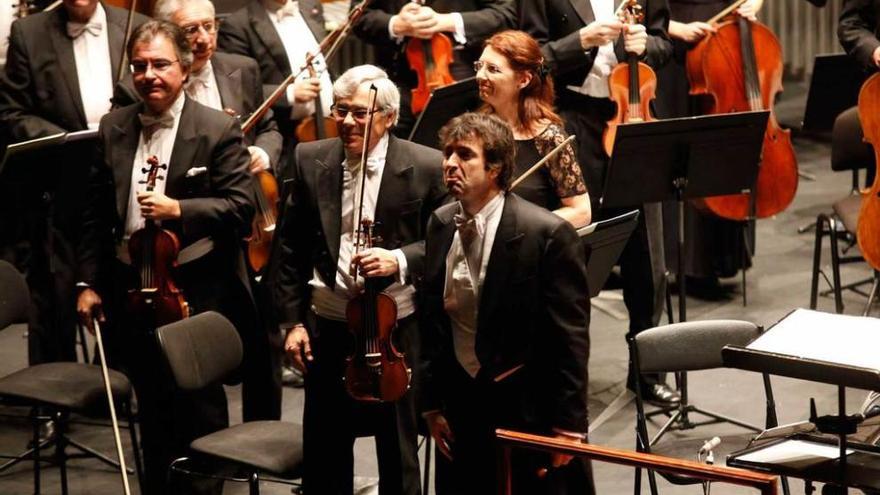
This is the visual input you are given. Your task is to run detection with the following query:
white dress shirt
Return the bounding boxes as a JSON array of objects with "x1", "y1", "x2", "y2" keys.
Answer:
[
  {"x1": 443, "y1": 193, "x2": 505, "y2": 377},
  {"x1": 124, "y1": 93, "x2": 185, "y2": 242},
  {"x1": 309, "y1": 133, "x2": 414, "y2": 321},
  {"x1": 71, "y1": 3, "x2": 114, "y2": 129},
  {"x1": 185, "y1": 60, "x2": 223, "y2": 111},
  {"x1": 262, "y1": 0, "x2": 332, "y2": 120},
  {"x1": 567, "y1": 0, "x2": 618, "y2": 98}
]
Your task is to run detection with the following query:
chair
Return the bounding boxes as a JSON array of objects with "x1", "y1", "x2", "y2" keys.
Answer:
[
  {"x1": 0, "y1": 260, "x2": 143, "y2": 495},
  {"x1": 631, "y1": 319, "x2": 787, "y2": 495},
  {"x1": 810, "y1": 106, "x2": 879, "y2": 314},
  {"x1": 156, "y1": 312, "x2": 304, "y2": 495}
]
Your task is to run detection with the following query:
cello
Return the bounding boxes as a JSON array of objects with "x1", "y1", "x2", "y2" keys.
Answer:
[
  {"x1": 405, "y1": 0, "x2": 455, "y2": 115},
  {"x1": 344, "y1": 86, "x2": 410, "y2": 403},
  {"x1": 126, "y1": 156, "x2": 190, "y2": 328},
  {"x1": 685, "y1": 5, "x2": 798, "y2": 220},
  {"x1": 603, "y1": 0, "x2": 657, "y2": 156},
  {"x1": 856, "y1": 73, "x2": 880, "y2": 271}
]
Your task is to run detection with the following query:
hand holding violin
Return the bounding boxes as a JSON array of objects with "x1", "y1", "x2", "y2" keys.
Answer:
[
  {"x1": 392, "y1": 2, "x2": 455, "y2": 39},
  {"x1": 623, "y1": 23, "x2": 648, "y2": 56},
  {"x1": 579, "y1": 20, "x2": 623, "y2": 49},
  {"x1": 137, "y1": 191, "x2": 181, "y2": 220},
  {"x1": 351, "y1": 248, "x2": 400, "y2": 277},
  {"x1": 293, "y1": 77, "x2": 321, "y2": 104}
]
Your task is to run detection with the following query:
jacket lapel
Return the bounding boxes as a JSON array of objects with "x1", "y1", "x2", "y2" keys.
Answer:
[
  {"x1": 49, "y1": 10, "x2": 87, "y2": 128},
  {"x1": 299, "y1": 0, "x2": 327, "y2": 40},
  {"x1": 165, "y1": 98, "x2": 201, "y2": 200},
  {"x1": 104, "y1": 3, "x2": 125, "y2": 81},
  {"x1": 212, "y1": 56, "x2": 243, "y2": 113},
  {"x1": 374, "y1": 135, "x2": 413, "y2": 232},
  {"x1": 569, "y1": 0, "x2": 595, "y2": 26},
  {"x1": 249, "y1": 2, "x2": 293, "y2": 75},
  {"x1": 110, "y1": 106, "x2": 142, "y2": 222},
  {"x1": 477, "y1": 195, "x2": 523, "y2": 333},
  {"x1": 316, "y1": 141, "x2": 344, "y2": 261}
]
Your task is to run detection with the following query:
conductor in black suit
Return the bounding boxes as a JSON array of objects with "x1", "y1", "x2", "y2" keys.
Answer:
[
  {"x1": 154, "y1": 0, "x2": 284, "y2": 422},
  {"x1": 420, "y1": 112, "x2": 593, "y2": 494},
  {"x1": 353, "y1": 0, "x2": 517, "y2": 137},
  {"x1": 274, "y1": 64, "x2": 447, "y2": 495},
  {"x1": 76, "y1": 21, "x2": 254, "y2": 494},
  {"x1": 0, "y1": 0, "x2": 148, "y2": 366}
]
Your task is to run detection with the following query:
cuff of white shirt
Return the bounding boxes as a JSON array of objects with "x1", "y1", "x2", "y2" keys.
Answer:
[
  {"x1": 247, "y1": 145, "x2": 271, "y2": 171},
  {"x1": 391, "y1": 248, "x2": 408, "y2": 284},
  {"x1": 552, "y1": 428, "x2": 587, "y2": 441},
  {"x1": 388, "y1": 15, "x2": 405, "y2": 43},
  {"x1": 286, "y1": 85, "x2": 296, "y2": 107},
  {"x1": 450, "y1": 12, "x2": 466, "y2": 45}
]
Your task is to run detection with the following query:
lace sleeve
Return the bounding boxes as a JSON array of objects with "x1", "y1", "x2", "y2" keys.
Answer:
[{"x1": 535, "y1": 123, "x2": 588, "y2": 199}]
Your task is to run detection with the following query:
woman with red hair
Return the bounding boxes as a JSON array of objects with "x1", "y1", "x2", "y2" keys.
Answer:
[{"x1": 476, "y1": 30, "x2": 592, "y2": 227}]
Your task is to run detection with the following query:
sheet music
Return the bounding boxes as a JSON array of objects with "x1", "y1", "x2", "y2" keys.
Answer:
[
  {"x1": 748, "y1": 309, "x2": 880, "y2": 371},
  {"x1": 737, "y1": 439, "x2": 853, "y2": 464}
]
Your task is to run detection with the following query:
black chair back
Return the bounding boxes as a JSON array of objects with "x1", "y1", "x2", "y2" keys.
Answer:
[{"x1": 156, "y1": 312, "x2": 243, "y2": 390}]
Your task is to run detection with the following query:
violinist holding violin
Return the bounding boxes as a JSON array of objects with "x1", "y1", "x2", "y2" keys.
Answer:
[
  {"x1": 274, "y1": 64, "x2": 447, "y2": 495},
  {"x1": 76, "y1": 21, "x2": 254, "y2": 495}
]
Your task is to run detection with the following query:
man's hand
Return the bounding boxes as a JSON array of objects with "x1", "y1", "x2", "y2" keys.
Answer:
[
  {"x1": 425, "y1": 411, "x2": 454, "y2": 460},
  {"x1": 390, "y1": 2, "x2": 423, "y2": 38},
  {"x1": 137, "y1": 191, "x2": 181, "y2": 220},
  {"x1": 671, "y1": 21, "x2": 714, "y2": 43},
  {"x1": 248, "y1": 146, "x2": 270, "y2": 173},
  {"x1": 351, "y1": 248, "x2": 400, "y2": 278},
  {"x1": 873, "y1": 46, "x2": 880, "y2": 68},
  {"x1": 293, "y1": 77, "x2": 321, "y2": 104},
  {"x1": 579, "y1": 20, "x2": 624, "y2": 50},
  {"x1": 283, "y1": 325, "x2": 313, "y2": 373},
  {"x1": 76, "y1": 288, "x2": 105, "y2": 335},
  {"x1": 737, "y1": 0, "x2": 758, "y2": 21},
  {"x1": 623, "y1": 23, "x2": 648, "y2": 56}
]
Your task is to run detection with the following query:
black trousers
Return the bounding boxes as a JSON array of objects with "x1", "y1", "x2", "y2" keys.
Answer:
[
  {"x1": 559, "y1": 90, "x2": 664, "y2": 389},
  {"x1": 302, "y1": 312, "x2": 422, "y2": 495}
]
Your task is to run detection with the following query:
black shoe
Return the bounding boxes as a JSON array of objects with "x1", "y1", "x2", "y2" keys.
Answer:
[{"x1": 641, "y1": 384, "x2": 681, "y2": 407}]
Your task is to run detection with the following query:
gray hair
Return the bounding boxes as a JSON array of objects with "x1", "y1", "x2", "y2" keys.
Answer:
[
  {"x1": 332, "y1": 64, "x2": 400, "y2": 126},
  {"x1": 153, "y1": 0, "x2": 215, "y2": 22},
  {"x1": 128, "y1": 20, "x2": 194, "y2": 72}
]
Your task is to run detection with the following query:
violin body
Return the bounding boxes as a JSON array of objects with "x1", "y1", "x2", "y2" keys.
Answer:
[
  {"x1": 406, "y1": 33, "x2": 455, "y2": 115},
  {"x1": 295, "y1": 116, "x2": 339, "y2": 142},
  {"x1": 686, "y1": 17, "x2": 798, "y2": 220},
  {"x1": 857, "y1": 73, "x2": 880, "y2": 271},
  {"x1": 344, "y1": 286, "x2": 410, "y2": 402},
  {"x1": 246, "y1": 169, "x2": 279, "y2": 273},
  {"x1": 127, "y1": 225, "x2": 190, "y2": 326},
  {"x1": 604, "y1": 59, "x2": 657, "y2": 156}
]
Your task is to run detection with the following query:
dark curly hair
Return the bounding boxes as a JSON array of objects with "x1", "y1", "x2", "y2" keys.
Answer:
[
  {"x1": 439, "y1": 112, "x2": 516, "y2": 192},
  {"x1": 127, "y1": 20, "x2": 194, "y2": 72}
]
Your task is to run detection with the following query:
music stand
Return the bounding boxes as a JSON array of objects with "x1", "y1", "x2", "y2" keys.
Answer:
[
  {"x1": 802, "y1": 54, "x2": 869, "y2": 133},
  {"x1": 601, "y1": 111, "x2": 768, "y2": 322},
  {"x1": 723, "y1": 308, "x2": 880, "y2": 492},
  {"x1": 408, "y1": 77, "x2": 480, "y2": 150},
  {"x1": 578, "y1": 210, "x2": 639, "y2": 298}
]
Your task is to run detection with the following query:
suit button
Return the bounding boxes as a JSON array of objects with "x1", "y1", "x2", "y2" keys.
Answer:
[{"x1": 561, "y1": 14, "x2": 567, "y2": 21}]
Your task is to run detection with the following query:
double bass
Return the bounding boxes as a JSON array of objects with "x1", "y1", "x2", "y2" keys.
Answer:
[
  {"x1": 126, "y1": 156, "x2": 189, "y2": 328},
  {"x1": 685, "y1": 4, "x2": 798, "y2": 220},
  {"x1": 856, "y1": 73, "x2": 880, "y2": 271},
  {"x1": 344, "y1": 86, "x2": 410, "y2": 403}
]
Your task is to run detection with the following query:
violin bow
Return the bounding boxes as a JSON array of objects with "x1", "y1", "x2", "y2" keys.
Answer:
[
  {"x1": 707, "y1": 0, "x2": 749, "y2": 24},
  {"x1": 115, "y1": 0, "x2": 139, "y2": 85},
  {"x1": 510, "y1": 135, "x2": 577, "y2": 191}
]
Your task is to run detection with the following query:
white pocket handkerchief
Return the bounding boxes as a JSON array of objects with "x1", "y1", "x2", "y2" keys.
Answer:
[{"x1": 185, "y1": 166, "x2": 207, "y2": 178}]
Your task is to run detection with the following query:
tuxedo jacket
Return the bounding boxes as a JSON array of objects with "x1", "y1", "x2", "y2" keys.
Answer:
[
  {"x1": 217, "y1": 0, "x2": 327, "y2": 133},
  {"x1": 211, "y1": 51, "x2": 283, "y2": 169},
  {"x1": 420, "y1": 194, "x2": 590, "y2": 434},
  {"x1": 78, "y1": 98, "x2": 255, "y2": 302},
  {"x1": 839, "y1": 0, "x2": 880, "y2": 69},
  {"x1": 354, "y1": 0, "x2": 517, "y2": 85},
  {"x1": 272, "y1": 135, "x2": 447, "y2": 328},
  {"x1": 519, "y1": 0, "x2": 672, "y2": 91},
  {"x1": 0, "y1": 3, "x2": 148, "y2": 142}
]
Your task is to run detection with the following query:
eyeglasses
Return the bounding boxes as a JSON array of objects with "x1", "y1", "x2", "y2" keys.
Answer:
[
  {"x1": 181, "y1": 19, "x2": 220, "y2": 39},
  {"x1": 130, "y1": 58, "x2": 180, "y2": 74},
  {"x1": 473, "y1": 60, "x2": 504, "y2": 75},
  {"x1": 330, "y1": 104, "x2": 377, "y2": 122}
]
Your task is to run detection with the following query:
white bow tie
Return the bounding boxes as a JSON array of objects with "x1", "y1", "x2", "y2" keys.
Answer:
[
  {"x1": 186, "y1": 69, "x2": 211, "y2": 90},
  {"x1": 138, "y1": 112, "x2": 174, "y2": 130},
  {"x1": 67, "y1": 21, "x2": 102, "y2": 38},
  {"x1": 454, "y1": 212, "x2": 485, "y2": 242},
  {"x1": 343, "y1": 157, "x2": 381, "y2": 181}
]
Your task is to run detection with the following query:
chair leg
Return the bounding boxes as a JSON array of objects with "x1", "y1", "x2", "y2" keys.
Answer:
[
  {"x1": 633, "y1": 466, "x2": 641, "y2": 495},
  {"x1": 248, "y1": 471, "x2": 260, "y2": 495},
  {"x1": 828, "y1": 218, "x2": 845, "y2": 314},
  {"x1": 125, "y1": 401, "x2": 145, "y2": 494},
  {"x1": 810, "y1": 214, "x2": 826, "y2": 309},
  {"x1": 55, "y1": 412, "x2": 69, "y2": 495},
  {"x1": 864, "y1": 271, "x2": 879, "y2": 316},
  {"x1": 32, "y1": 410, "x2": 41, "y2": 495},
  {"x1": 423, "y1": 435, "x2": 432, "y2": 495}
]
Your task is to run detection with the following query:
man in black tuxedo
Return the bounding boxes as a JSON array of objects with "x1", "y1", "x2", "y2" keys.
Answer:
[
  {"x1": 155, "y1": 0, "x2": 284, "y2": 422},
  {"x1": 353, "y1": 0, "x2": 516, "y2": 137},
  {"x1": 521, "y1": 0, "x2": 679, "y2": 405},
  {"x1": 840, "y1": 0, "x2": 880, "y2": 69},
  {"x1": 274, "y1": 64, "x2": 447, "y2": 495},
  {"x1": 217, "y1": 0, "x2": 331, "y2": 178},
  {"x1": 76, "y1": 20, "x2": 254, "y2": 494},
  {"x1": 420, "y1": 112, "x2": 592, "y2": 495},
  {"x1": 0, "y1": 0, "x2": 148, "y2": 366}
]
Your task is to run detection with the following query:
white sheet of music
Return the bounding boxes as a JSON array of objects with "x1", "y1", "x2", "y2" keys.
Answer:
[
  {"x1": 736, "y1": 439, "x2": 853, "y2": 464},
  {"x1": 747, "y1": 308, "x2": 880, "y2": 371}
]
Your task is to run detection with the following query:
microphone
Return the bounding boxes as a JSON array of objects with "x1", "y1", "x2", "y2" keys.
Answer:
[{"x1": 698, "y1": 436, "x2": 721, "y2": 455}]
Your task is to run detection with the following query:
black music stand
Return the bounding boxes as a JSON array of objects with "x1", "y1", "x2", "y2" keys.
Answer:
[
  {"x1": 408, "y1": 77, "x2": 480, "y2": 150},
  {"x1": 723, "y1": 308, "x2": 880, "y2": 493},
  {"x1": 578, "y1": 210, "x2": 640, "y2": 298},
  {"x1": 601, "y1": 111, "x2": 768, "y2": 322},
  {"x1": 802, "y1": 54, "x2": 869, "y2": 133}
]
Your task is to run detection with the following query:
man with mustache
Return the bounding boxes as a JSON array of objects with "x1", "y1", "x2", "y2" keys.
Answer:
[
  {"x1": 154, "y1": 0, "x2": 284, "y2": 423},
  {"x1": 76, "y1": 20, "x2": 254, "y2": 494},
  {"x1": 274, "y1": 64, "x2": 447, "y2": 494}
]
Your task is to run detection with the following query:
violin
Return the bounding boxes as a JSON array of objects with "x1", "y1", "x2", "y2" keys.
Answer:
[
  {"x1": 405, "y1": 0, "x2": 455, "y2": 115},
  {"x1": 603, "y1": 0, "x2": 657, "y2": 157},
  {"x1": 344, "y1": 86, "x2": 410, "y2": 402},
  {"x1": 294, "y1": 55, "x2": 339, "y2": 143},
  {"x1": 685, "y1": 8, "x2": 798, "y2": 220},
  {"x1": 126, "y1": 156, "x2": 189, "y2": 327},
  {"x1": 856, "y1": 73, "x2": 880, "y2": 271}
]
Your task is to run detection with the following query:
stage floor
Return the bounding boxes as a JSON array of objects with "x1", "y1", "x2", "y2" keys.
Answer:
[{"x1": 0, "y1": 82, "x2": 876, "y2": 494}]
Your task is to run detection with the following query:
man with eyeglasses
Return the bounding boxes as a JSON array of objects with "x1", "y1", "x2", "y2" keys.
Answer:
[
  {"x1": 274, "y1": 64, "x2": 447, "y2": 494},
  {"x1": 0, "y1": 0, "x2": 148, "y2": 371},
  {"x1": 153, "y1": 0, "x2": 284, "y2": 424},
  {"x1": 76, "y1": 20, "x2": 254, "y2": 495}
]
